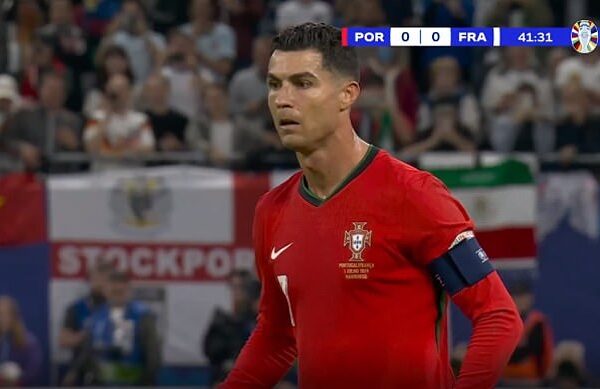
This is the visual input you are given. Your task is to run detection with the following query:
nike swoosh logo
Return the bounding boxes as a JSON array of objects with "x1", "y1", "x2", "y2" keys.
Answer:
[{"x1": 271, "y1": 242, "x2": 294, "y2": 260}]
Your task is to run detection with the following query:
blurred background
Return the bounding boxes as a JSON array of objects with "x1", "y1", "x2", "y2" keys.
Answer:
[{"x1": 0, "y1": 0, "x2": 599, "y2": 387}]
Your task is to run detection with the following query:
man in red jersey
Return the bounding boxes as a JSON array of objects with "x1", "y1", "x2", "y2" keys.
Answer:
[{"x1": 223, "y1": 23, "x2": 523, "y2": 389}]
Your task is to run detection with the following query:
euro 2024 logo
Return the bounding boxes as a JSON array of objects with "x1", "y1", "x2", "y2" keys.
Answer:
[{"x1": 571, "y1": 20, "x2": 598, "y2": 54}]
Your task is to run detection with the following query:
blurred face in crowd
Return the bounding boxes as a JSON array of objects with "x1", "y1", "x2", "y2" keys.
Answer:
[
  {"x1": 105, "y1": 74, "x2": 132, "y2": 111},
  {"x1": 107, "y1": 278, "x2": 131, "y2": 308},
  {"x1": 50, "y1": 0, "x2": 73, "y2": 25},
  {"x1": 121, "y1": 0, "x2": 147, "y2": 35},
  {"x1": 431, "y1": 57, "x2": 460, "y2": 95},
  {"x1": 0, "y1": 297, "x2": 16, "y2": 334},
  {"x1": 88, "y1": 267, "x2": 110, "y2": 298},
  {"x1": 205, "y1": 85, "x2": 229, "y2": 118},
  {"x1": 39, "y1": 74, "x2": 66, "y2": 110},
  {"x1": 104, "y1": 50, "x2": 130, "y2": 76},
  {"x1": 191, "y1": 0, "x2": 213, "y2": 23},
  {"x1": 34, "y1": 40, "x2": 55, "y2": 67},
  {"x1": 253, "y1": 37, "x2": 272, "y2": 76},
  {"x1": 505, "y1": 46, "x2": 533, "y2": 71},
  {"x1": 268, "y1": 49, "x2": 353, "y2": 153},
  {"x1": 144, "y1": 75, "x2": 170, "y2": 109}
]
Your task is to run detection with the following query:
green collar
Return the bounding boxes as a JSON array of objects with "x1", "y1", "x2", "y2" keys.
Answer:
[{"x1": 299, "y1": 145, "x2": 379, "y2": 207}]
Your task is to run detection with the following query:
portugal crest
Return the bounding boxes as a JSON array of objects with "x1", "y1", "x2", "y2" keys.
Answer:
[{"x1": 344, "y1": 222, "x2": 372, "y2": 261}]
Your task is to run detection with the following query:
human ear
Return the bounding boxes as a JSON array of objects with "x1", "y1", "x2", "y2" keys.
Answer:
[{"x1": 339, "y1": 81, "x2": 360, "y2": 112}]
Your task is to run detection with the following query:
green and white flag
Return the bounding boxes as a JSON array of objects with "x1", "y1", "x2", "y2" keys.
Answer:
[{"x1": 430, "y1": 160, "x2": 536, "y2": 267}]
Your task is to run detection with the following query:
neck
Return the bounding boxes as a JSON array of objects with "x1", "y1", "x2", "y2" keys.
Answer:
[{"x1": 298, "y1": 124, "x2": 369, "y2": 199}]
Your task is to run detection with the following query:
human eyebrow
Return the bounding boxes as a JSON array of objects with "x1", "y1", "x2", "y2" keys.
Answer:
[{"x1": 288, "y1": 72, "x2": 318, "y2": 82}]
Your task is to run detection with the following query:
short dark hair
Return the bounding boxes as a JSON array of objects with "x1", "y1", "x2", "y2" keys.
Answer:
[{"x1": 273, "y1": 23, "x2": 360, "y2": 81}]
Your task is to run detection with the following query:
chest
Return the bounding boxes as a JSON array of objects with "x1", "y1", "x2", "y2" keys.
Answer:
[{"x1": 268, "y1": 196, "x2": 424, "y2": 303}]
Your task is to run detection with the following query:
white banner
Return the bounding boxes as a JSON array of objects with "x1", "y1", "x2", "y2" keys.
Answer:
[{"x1": 48, "y1": 167, "x2": 264, "y2": 365}]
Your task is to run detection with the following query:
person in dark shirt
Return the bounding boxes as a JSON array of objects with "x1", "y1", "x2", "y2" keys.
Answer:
[
  {"x1": 555, "y1": 80, "x2": 600, "y2": 163},
  {"x1": 203, "y1": 270, "x2": 260, "y2": 385},
  {"x1": 60, "y1": 261, "x2": 113, "y2": 386},
  {"x1": 400, "y1": 99, "x2": 476, "y2": 159},
  {"x1": 142, "y1": 73, "x2": 189, "y2": 152}
]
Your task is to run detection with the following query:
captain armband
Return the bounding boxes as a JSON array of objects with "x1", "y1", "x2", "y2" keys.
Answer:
[{"x1": 428, "y1": 235, "x2": 494, "y2": 296}]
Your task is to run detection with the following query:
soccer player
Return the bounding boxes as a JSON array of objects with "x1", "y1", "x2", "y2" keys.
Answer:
[{"x1": 223, "y1": 23, "x2": 523, "y2": 388}]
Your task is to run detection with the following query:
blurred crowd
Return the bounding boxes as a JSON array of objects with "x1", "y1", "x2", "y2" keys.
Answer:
[{"x1": 0, "y1": 0, "x2": 597, "y2": 174}]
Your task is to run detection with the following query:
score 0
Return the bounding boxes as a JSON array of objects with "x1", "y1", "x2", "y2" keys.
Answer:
[{"x1": 390, "y1": 28, "x2": 451, "y2": 46}]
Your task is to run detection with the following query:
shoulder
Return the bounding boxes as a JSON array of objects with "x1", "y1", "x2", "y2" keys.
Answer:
[
  {"x1": 374, "y1": 151, "x2": 456, "y2": 207},
  {"x1": 255, "y1": 171, "x2": 302, "y2": 219}
]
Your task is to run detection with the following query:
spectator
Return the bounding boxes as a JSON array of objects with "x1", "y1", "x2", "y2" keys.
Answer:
[
  {"x1": 37, "y1": 0, "x2": 89, "y2": 111},
  {"x1": 4, "y1": 0, "x2": 45, "y2": 75},
  {"x1": 80, "y1": 0, "x2": 122, "y2": 44},
  {"x1": 485, "y1": 0, "x2": 553, "y2": 27},
  {"x1": 203, "y1": 270, "x2": 260, "y2": 385},
  {"x1": 552, "y1": 341, "x2": 587, "y2": 389},
  {"x1": 338, "y1": 0, "x2": 385, "y2": 27},
  {"x1": 555, "y1": 81, "x2": 600, "y2": 164},
  {"x1": 60, "y1": 261, "x2": 113, "y2": 386},
  {"x1": 83, "y1": 45, "x2": 136, "y2": 118},
  {"x1": 421, "y1": 0, "x2": 475, "y2": 85},
  {"x1": 0, "y1": 296, "x2": 43, "y2": 387},
  {"x1": 229, "y1": 35, "x2": 281, "y2": 155},
  {"x1": 160, "y1": 29, "x2": 207, "y2": 121},
  {"x1": 72, "y1": 270, "x2": 161, "y2": 386},
  {"x1": 190, "y1": 83, "x2": 238, "y2": 166},
  {"x1": 502, "y1": 280, "x2": 554, "y2": 387},
  {"x1": 481, "y1": 46, "x2": 554, "y2": 153},
  {"x1": 18, "y1": 36, "x2": 67, "y2": 103},
  {"x1": 0, "y1": 75, "x2": 19, "y2": 132},
  {"x1": 142, "y1": 73, "x2": 189, "y2": 152},
  {"x1": 400, "y1": 99, "x2": 476, "y2": 159},
  {"x1": 84, "y1": 74, "x2": 155, "y2": 164},
  {"x1": 418, "y1": 56, "x2": 480, "y2": 141},
  {"x1": 0, "y1": 75, "x2": 22, "y2": 172},
  {"x1": 364, "y1": 46, "x2": 420, "y2": 142},
  {"x1": 275, "y1": 0, "x2": 333, "y2": 32},
  {"x1": 104, "y1": 0, "x2": 165, "y2": 82},
  {"x1": 1, "y1": 71, "x2": 82, "y2": 173},
  {"x1": 554, "y1": 50, "x2": 600, "y2": 114},
  {"x1": 179, "y1": 0, "x2": 237, "y2": 80},
  {"x1": 222, "y1": 0, "x2": 265, "y2": 69},
  {"x1": 352, "y1": 71, "x2": 414, "y2": 152}
]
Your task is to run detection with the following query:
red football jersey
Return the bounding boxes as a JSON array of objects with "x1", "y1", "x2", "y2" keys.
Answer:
[{"x1": 224, "y1": 146, "x2": 521, "y2": 388}]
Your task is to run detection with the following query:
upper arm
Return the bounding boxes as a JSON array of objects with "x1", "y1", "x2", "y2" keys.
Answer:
[{"x1": 403, "y1": 173, "x2": 474, "y2": 267}]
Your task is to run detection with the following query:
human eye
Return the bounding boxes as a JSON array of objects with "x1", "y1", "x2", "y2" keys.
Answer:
[
  {"x1": 298, "y1": 79, "x2": 313, "y2": 89},
  {"x1": 267, "y1": 79, "x2": 280, "y2": 90}
]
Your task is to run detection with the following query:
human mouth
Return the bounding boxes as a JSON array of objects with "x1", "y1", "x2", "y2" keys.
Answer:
[{"x1": 278, "y1": 118, "x2": 301, "y2": 130}]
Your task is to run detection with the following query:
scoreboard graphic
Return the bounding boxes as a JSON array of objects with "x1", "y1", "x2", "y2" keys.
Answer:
[{"x1": 341, "y1": 19, "x2": 597, "y2": 54}]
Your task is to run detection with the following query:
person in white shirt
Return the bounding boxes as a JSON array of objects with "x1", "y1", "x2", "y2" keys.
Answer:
[
  {"x1": 179, "y1": 0, "x2": 237, "y2": 81},
  {"x1": 104, "y1": 0, "x2": 165, "y2": 82},
  {"x1": 84, "y1": 74, "x2": 155, "y2": 162}
]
